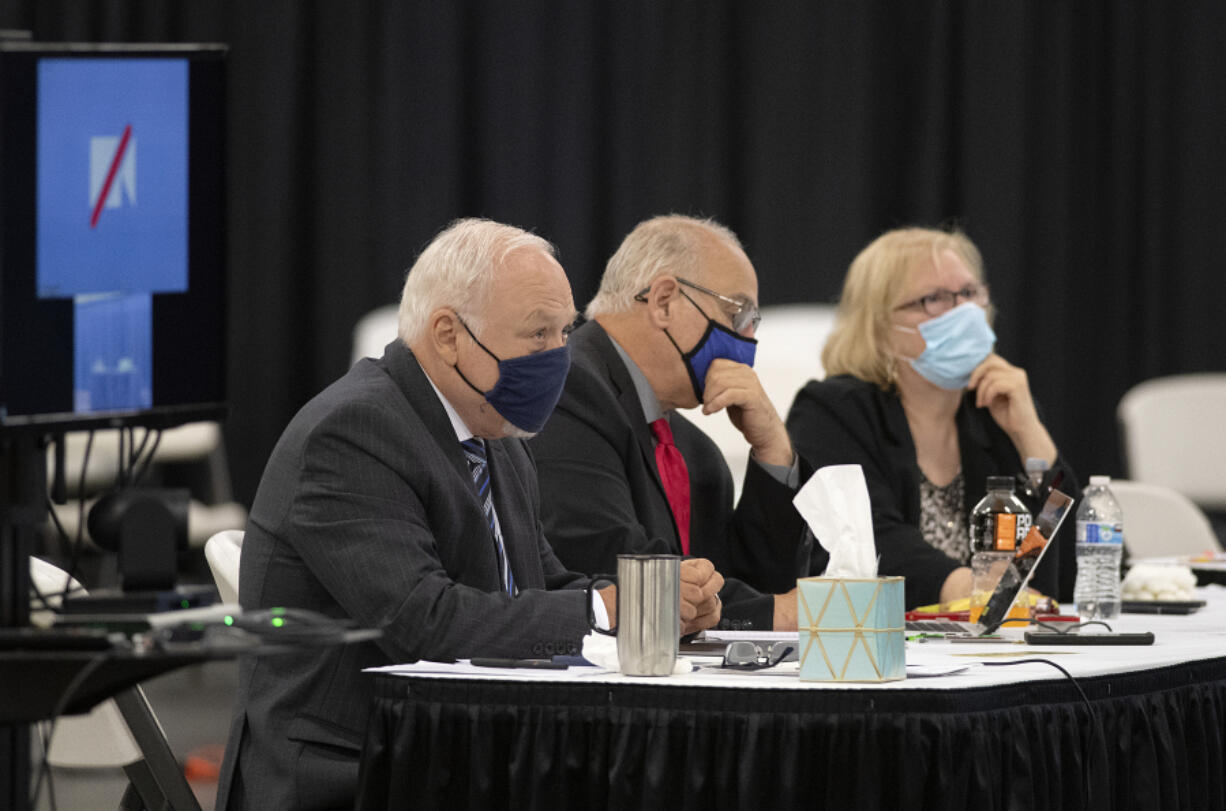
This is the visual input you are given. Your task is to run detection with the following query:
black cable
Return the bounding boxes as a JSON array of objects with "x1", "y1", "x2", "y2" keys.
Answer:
[
  {"x1": 982, "y1": 657, "x2": 1097, "y2": 721},
  {"x1": 27, "y1": 530, "x2": 88, "y2": 613},
  {"x1": 34, "y1": 723, "x2": 58, "y2": 811},
  {"x1": 29, "y1": 649, "x2": 116, "y2": 809},
  {"x1": 132, "y1": 428, "x2": 163, "y2": 485},
  {"x1": 127, "y1": 426, "x2": 149, "y2": 480},
  {"x1": 28, "y1": 515, "x2": 90, "y2": 613},
  {"x1": 982, "y1": 657, "x2": 1103, "y2": 792},
  {"x1": 117, "y1": 427, "x2": 126, "y2": 486},
  {"x1": 1031, "y1": 619, "x2": 1113, "y2": 635},
  {"x1": 59, "y1": 430, "x2": 95, "y2": 606}
]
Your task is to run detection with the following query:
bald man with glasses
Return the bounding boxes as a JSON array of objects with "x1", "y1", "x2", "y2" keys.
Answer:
[{"x1": 529, "y1": 215, "x2": 815, "y2": 631}]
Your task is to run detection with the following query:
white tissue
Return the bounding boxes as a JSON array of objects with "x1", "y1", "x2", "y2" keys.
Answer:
[
  {"x1": 794, "y1": 464, "x2": 878, "y2": 578},
  {"x1": 581, "y1": 631, "x2": 621, "y2": 670},
  {"x1": 1121, "y1": 563, "x2": 1198, "y2": 601},
  {"x1": 579, "y1": 632, "x2": 693, "y2": 675}
]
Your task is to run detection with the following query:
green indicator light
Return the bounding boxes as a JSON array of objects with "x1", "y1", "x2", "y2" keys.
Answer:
[
  {"x1": 181, "y1": 599, "x2": 190, "y2": 609},
  {"x1": 272, "y1": 617, "x2": 285, "y2": 628},
  {"x1": 224, "y1": 616, "x2": 234, "y2": 626}
]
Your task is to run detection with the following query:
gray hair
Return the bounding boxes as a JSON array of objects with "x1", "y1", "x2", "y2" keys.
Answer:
[
  {"x1": 398, "y1": 218, "x2": 556, "y2": 346},
  {"x1": 585, "y1": 215, "x2": 743, "y2": 319}
]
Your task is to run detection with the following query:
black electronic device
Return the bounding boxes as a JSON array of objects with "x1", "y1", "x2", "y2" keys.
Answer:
[
  {"x1": 0, "y1": 41, "x2": 227, "y2": 433},
  {"x1": 1023, "y1": 631, "x2": 1155, "y2": 646},
  {"x1": 471, "y1": 658, "x2": 570, "y2": 670},
  {"x1": 0, "y1": 41, "x2": 228, "y2": 810},
  {"x1": 1120, "y1": 600, "x2": 1205, "y2": 615},
  {"x1": 0, "y1": 40, "x2": 228, "y2": 615}
]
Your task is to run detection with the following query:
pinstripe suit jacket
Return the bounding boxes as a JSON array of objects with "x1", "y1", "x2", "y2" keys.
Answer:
[
  {"x1": 530, "y1": 321, "x2": 814, "y2": 630},
  {"x1": 217, "y1": 340, "x2": 591, "y2": 810}
]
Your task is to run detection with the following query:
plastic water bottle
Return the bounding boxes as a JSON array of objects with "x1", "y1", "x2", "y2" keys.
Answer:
[
  {"x1": 968, "y1": 476, "x2": 1032, "y2": 623},
  {"x1": 1074, "y1": 475, "x2": 1124, "y2": 619},
  {"x1": 970, "y1": 476, "x2": 1032, "y2": 554}
]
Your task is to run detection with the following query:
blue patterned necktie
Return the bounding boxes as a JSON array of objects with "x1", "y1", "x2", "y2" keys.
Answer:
[{"x1": 460, "y1": 438, "x2": 516, "y2": 595}]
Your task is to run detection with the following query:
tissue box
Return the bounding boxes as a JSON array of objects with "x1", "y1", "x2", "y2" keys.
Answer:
[{"x1": 797, "y1": 576, "x2": 905, "y2": 682}]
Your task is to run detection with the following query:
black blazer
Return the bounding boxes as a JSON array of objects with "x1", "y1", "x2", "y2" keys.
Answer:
[
  {"x1": 217, "y1": 341, "x2": 592, "y2": 810},
  {"x1": 786, "y1": 374, "x2": 1078, "y2": 609},
  {"x1": 529, "y1": 321, "x2": 812, "y2": 629}
]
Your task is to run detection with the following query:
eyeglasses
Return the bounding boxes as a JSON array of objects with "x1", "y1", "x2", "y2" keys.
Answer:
[
  {"x1": 634, "y1": 277, "x2": 761, "y2": 334},
  {"x1": 721, "y1": 640, "x2": 797, "y2": 670},
  {"x1": 895, "y1": 284, "x2": 989, "y2": 317}
]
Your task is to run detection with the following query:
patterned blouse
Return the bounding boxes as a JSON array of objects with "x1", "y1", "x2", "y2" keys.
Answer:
[{"x1": 918, "y1": 471, "x2": 969, "y2": 564}]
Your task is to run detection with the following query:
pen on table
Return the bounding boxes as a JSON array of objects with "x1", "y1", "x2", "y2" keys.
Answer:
[
  {"x1": 906, "y1": 633, "x2": 946, "y2": 643},
  {"x1": 470, "y1": 657, "x2": 570, "y2": 670}
]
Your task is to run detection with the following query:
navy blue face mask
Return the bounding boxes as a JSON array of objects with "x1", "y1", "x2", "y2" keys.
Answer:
[
  {"x1": 665, "y1": 291, "x2": 757, "y2": 403},
  {"x1": 453, "y1": 317, "x2": 572, "y2": 435}
]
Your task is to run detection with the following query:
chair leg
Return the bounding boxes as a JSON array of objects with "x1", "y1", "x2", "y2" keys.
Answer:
[
  {"x1": 120, "y1": 759, "x2": 166, "y2": 810},
  {"x1": 112, "y1": 687, "x2": 201, "y2": 811}
]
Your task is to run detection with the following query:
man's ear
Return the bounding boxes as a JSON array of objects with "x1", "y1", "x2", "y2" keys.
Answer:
[
  {"x1": 428, "y1": 308, "x2": 462, "y2": 364},
  {"x1": 641, "y1": 276, "x2": 681, "y2": 329}
]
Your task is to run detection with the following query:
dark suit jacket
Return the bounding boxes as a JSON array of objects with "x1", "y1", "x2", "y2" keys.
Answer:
[
  {"x1": 786, "y1": 374, "x2": 1079, "y2": 609},
  {"x1": 217, "y1": 341, "x2": 592, "y2": 810},
  {"x1": 529, "y1": 321, "x2": 812, "y2": 630}
]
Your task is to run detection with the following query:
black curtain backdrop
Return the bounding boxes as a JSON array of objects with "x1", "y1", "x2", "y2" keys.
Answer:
[{"x1": 2, "y1": 2, "x2": 1223, "y2": 507}]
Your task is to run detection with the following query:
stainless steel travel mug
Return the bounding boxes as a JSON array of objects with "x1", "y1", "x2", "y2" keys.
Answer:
[{"x1": 615, "y1": 554, "x2": 680, "y2": 676}]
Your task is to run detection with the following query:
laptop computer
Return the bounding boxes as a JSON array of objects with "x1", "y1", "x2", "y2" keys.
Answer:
[{"x1": 907, "y1": 487, "x2": 1075, "y2": 637}]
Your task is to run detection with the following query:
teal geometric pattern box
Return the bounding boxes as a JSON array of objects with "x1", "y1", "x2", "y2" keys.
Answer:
[{"x1": 798, "y1": 576, "x2": 905, "y2": 682}]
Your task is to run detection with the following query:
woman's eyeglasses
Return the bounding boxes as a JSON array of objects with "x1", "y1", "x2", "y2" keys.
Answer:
[{"x1": 895, "y1": 284, "x2": 989, "y2": 317}]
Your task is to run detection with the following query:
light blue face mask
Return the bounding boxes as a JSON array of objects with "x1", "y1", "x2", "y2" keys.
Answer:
[{"x1": 894, "y1": 301, "x2": 996, "y2": 390}]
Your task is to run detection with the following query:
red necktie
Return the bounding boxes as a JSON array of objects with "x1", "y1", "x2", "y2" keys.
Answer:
[{"x1": 650, "y1": 418, "x2": 691, "y2": 555}]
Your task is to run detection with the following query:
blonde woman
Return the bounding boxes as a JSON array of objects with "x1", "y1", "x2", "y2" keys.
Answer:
[{"x1": 786, "y1": 227, "x2": 1077, "y2": 609}]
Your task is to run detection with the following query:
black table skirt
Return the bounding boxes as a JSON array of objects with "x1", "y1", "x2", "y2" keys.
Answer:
[{"x1": 357, "y1": 657, "x2": 1226, "y2": 811}]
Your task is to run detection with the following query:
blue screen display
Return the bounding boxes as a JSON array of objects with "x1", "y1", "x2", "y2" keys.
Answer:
[
  {"x1": 36, "y1": 58, "x2": 188, "y2": 414},
  {"x1": 73, "y1": 293, "x2": 153, "y2": 412},
  {"x1": 37, "y1": 58, "x2": 189, "y2": 299}
]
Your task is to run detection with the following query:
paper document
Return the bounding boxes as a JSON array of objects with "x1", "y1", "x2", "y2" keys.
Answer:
[{"x1": 700, "y1": 630, "x2": 799, "y2": 643}]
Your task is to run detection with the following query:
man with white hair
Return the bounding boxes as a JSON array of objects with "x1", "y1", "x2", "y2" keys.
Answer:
[
  {"x1": 530, "y1": 215, "x2": 811, "y2": 630},
  {"x1": 217, "y1": 218, "x2": 725, "y2": 809}
]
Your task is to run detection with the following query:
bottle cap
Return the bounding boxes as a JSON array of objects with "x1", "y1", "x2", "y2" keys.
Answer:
[
  {"x1": 1089, "y1": 475, "x2": 1111, "y2": 486},
  {"x1": 986, "y1": 475, "x2": 1015, "y2": 491}
]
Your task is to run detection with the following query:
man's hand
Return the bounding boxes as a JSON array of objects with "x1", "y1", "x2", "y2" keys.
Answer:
[
  {"x1": 598, "y1": 585, "x2": 617, "y2": 629},
  {"x1": 938, "y1": 566, "x2": 973, "y2": 609},
  {"x1": 967, "y1": 353, "x2": 1057, "y2": 465},
  {"x1": 772, "y1": 587, "x2": 798, "y2": 630},
  {"x1": 680, "y1": 557, "x2": 724, "y2": 635},
  {"x1": 701, "y1": 358, "x2": 793, "y2": 467}
]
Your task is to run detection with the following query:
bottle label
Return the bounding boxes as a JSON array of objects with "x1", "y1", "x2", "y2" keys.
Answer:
[
  {"x1": 994, "y1": 514, "x2": 1016, "y2": 551},
  {"x1": 1015, "y1": 513, "x2": 1033, "y2": 547},
  {"x1": 1078, "y1": 521, "x2": 1124, "y2": 545}
]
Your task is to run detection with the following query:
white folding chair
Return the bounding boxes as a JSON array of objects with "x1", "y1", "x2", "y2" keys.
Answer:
[
  {"x1": 29, "y1": 558, "x2": 203, "y2": 809},
  {"x1": 1109, "y1": 479, "x2": 1223, "y2": 560},
  {"x1": 1118, "y1": 373, "x2": 1226, "y2": 511},
  {"x1": 351, "y1": 303, "x2": 400, "y2": 366},
  {"x1": 204, "y1": 528, "x2": 244, "y2": 605},
  {"x1": 28, "y1": 557, "x2": 143, "y2": 769}
]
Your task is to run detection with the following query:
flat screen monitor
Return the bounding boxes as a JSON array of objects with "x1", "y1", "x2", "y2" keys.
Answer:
[{"x1": 0, "y1": 42, "x2": 226, "y2": 433}]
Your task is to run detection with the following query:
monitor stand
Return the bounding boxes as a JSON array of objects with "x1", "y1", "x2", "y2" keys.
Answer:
[{"x1": 1, "y1": 431, "x2": 48, "y2": 809}]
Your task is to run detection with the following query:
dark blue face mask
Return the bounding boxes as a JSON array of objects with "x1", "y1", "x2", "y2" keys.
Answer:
[
  {"x1": 453, "y1": 318, "x2": 572, "y2": 435},
  {"x1": 665, "y1": 291, "x2": 757, "y2": 403}
]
